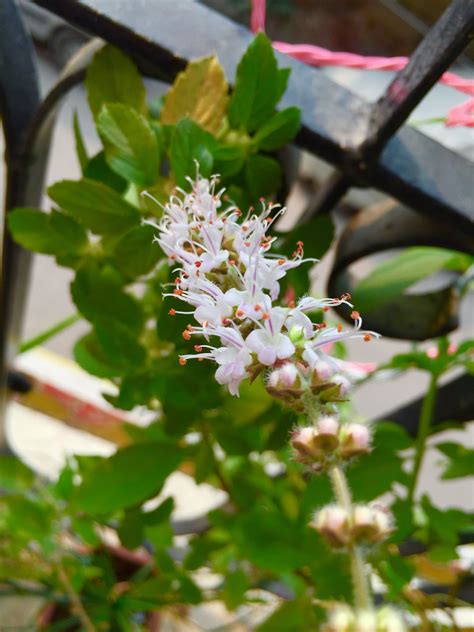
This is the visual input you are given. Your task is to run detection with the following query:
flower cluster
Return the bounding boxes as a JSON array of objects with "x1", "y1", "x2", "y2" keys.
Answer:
[
  {"x1": 313, "y1": 503, "x2": 393, "y2": 549},
  {"x1": 149, "y1": 173, "x2": 378, "y2": 400},
  {"x1": 322, "y1": 606, "x2": 406, "y2": 632},
  {"x1": 291, "y1": 415, "x2": 371, "y2": 471}
]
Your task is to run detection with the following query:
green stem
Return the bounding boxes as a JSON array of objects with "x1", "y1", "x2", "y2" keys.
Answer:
[
  {"x1": 408, "y1": 372, "x2": 438, "y2": 503},
  {"x1": 329, "y1": 465, "x2": 372, "y2": 611},
  {"x1": 19, "y1": 313, "x2": 81, "y2": 354}
]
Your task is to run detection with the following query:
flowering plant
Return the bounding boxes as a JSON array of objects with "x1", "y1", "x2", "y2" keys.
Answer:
[{"x1": 2, "y1": 33, "x2": 473, "y2": 631}]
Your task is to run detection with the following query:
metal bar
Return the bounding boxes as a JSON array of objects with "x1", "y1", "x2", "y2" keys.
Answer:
[
  {"x1": 300, "y1": 172, "x2": 351, "y2": 221},
  {"x1": 0, "y1": 0, "x2": 44, "y2": 450},
  {"x1": 361, "y1": 0, "x2": 474, "y2": 155},
  {"x1": 33, "y1": 0, "x2": 474, "y2": 232},
  {"x1": 376, "y1": 374, "x2": 474, "y2": 437}
]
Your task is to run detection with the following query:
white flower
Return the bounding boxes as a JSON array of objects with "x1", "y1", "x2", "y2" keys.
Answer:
[{"x1": 245, "y1": 307, "x2": 295, "y2": 365}]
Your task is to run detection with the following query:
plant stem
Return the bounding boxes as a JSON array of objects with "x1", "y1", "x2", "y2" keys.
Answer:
[
  {"x1": 329, "y1": 465, "x2": 372, "y2": 611},
  {"x1": 408, "y1": 372, "x2": 438, "y2": 504},
  {"x1": 58, "y1": 562, "x2": 96, "y2": 632},
  {"x1": 19, "y1": 313, "x2": 81, "y2": 354}
]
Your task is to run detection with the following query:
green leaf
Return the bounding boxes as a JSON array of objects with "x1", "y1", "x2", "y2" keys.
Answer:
[
  {"x1": 258, "y1": 599, "x2": 324, "y2": 631},
  {"x1": 73, "y1": 111, "x2": 88, "y2": 172},
  {"x1": 98, "y1": 104, "x2": 160, "y2": 186},
  {"x1": 71, "y1": 264, "x2": 144, "y2": 333},
  {"x1": 74, "y1": 331, "x2": 124, "y2": 378},
  {"x1": 213, "y1": 144, "x2": 245, "y2": 178},
  {"x1": 228, "y1": 33, "x2": 280, "y2": 132},
  {"x1": 75, "y1": 442, "x2": 183, "y2": 514},
  {"x1": 348, "y1": 422, "x2": 411, "y2": 501},
  {"x1": 113, "y1": 224, "x2": 162, "y2": 279},
  {"x1": 435, "y1": 442, "x2": 474, "y2": 479},
  {"x1": 252, "y1": 107, "x2": 301, "y2": 151},
  {"x1": 94, "y1": 319, "x2": 147, "y2": 371},
  {"x1": 275, "y1": 67, "x2": 291, "y2": 102},
  {"x1": 170, "y1": 118, "x2": 216, "y2": 189},
  {"x1": 245, "y1": 154, "x2": 282, "y2": 200},
  {"x1": 354, "y1": 247, "x2": 474, "y2": 312},
  {"x1": 8, "y1": 208, "x2": 88, "y2": 256},
  {"x1": 84, "y1": 151, "x2": 127, "y2": 193},
  {"x1": 0, "y1": 456, "x2": 34, "y2": 493},
  {"x1": 118, "y1": 507, "x2": 144, "y2": 549},
  {"x1": 48, "y1": 179, "x2": 139, "y2": 235},
  {"x1": 86, "y1": 45, "x2": 146, "y2": 117},
  {"x1": 161, "y1": 56, "x2": 229, "y2": 135},
  {"x1": 277, "y1": 215, "x2": 335, "y2": 260},
  {"x1": 222, "y1": 569, "x2": 249, "y2": 610}
]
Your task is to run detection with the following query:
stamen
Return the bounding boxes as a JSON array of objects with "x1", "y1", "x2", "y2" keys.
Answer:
[
  {"x1": 179, "y1": 357, "x2": 187, "y2": 366},
  {"x1": 337, "y1": 324, "x2": 343, "y2": 332},
  {"x1": 262, "y1": 312, "x2": 270, "y2": 320},
  {"x1": 182, "y1": 330, "x2": 191, "y2": 340},
  {"x1": 351, "y1": 310, "x2": 360, "y2": 320},
  {"x1": 194, "y1": 345, "x2": 203, "y2": 352},
  {"x1": 168, "y1": 309, "x2": 176, "y2": 316},
  {"x1": 364, "y1": 334, "x2": 372, "y2": 342}
]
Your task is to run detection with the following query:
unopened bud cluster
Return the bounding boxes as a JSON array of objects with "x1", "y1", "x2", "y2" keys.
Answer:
[
  {"x1": 322, "y1": 606, "x2": 406, "y2": 632},
  {"x1": 266, "y1": 361, "x2": 351, "y2": 411},
  {"x1": 290, "y1": 416, "x2": 371, "y2": 472},
  {"x1": 313, "y1": 503, "x2": 392, "y2": 548}
]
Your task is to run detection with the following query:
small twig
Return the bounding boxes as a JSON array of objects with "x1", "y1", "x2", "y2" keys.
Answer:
[{"x1": 57, "y1": 562, "x2": 96, "y2": 632}]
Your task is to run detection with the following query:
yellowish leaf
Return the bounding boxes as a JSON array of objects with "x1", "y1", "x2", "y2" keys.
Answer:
[{"x1": 161, "y1": 56, "x2": 228, "y2": 135}]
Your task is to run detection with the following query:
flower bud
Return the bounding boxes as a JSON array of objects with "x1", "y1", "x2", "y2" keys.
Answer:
[
  {"x1": 322, "y1": 607, "x2": 354, "y2": 632},
  {"x1": 351, "y1": 504, "x2": 392, "y2": 544},
  {"x1": 290, "y1": 426, "x2": 318, "y2": 459},
  {"x1": 339, "y1": 423, "x2": 372, "y2": 458},
  {"x1": 313, "y1": 415, "x2": 340, "y2": 453},
  {"x1": 377, "y1": 607, "x2": 407, "y2": 632},
  {"x1": 266, "y1": 363, "x2": 303, "y2": 405},
  {"x1": 354, "y1": 610, "x2": 377, "y2": 632},
  {"x1": 313, "y1": 505, "x2": 351, "y2": 548},
  {"x1": 333, "y1": 375, "x2": 351, "y2": 397}
]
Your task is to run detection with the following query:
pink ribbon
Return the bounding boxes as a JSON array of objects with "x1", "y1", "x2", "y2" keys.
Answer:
[{"x1": 251, "y1": 0, "x2": 474, "y2": 127}]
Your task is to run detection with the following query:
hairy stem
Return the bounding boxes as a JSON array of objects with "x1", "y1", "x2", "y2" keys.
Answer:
[
  {"x1": 19, "y1": 313, "x2": 81, "y2": 354},
  {"x1": 329, "y1": 465, "x2": 372, "y2": 611},
  {"x1": 408, "y1": 372, "x2": 438, "y2": 504}
]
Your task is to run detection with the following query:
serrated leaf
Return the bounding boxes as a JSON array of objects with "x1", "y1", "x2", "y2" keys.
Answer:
[
  {"x1": 213, "y1": 144, "x2": 245, "y2": 178},
  {"x1": 48, "y1": 179, "x2": 139, "y2": 235},
  {"x1": 74, "y1": 442, "x2": 183, "y2": 514},
  {"x1": 8, "y1": 207, "x2": 88, "y2": 256},
  {"x1": 170, "y1": 118, "x2": 217, "y2": 188},
  {"x1": 252, "y1": 106, "x2": 301, "y2": 151},
  {"x1": 84, "y1": 151, "x2": 127, "y2": 193},
  {"x1": 435, "y1": 442, "x2": 474, "y2": 479},
  {"x1": 94, "y1": 318, "x2": 146, "y2": 371},
  {"x1": 71, "y1": 264, "x2": 144, "y2": 333},
  {"x1": 161, "y1": 56, "x2": 228, "y2": 135},
  {"x1": 228, "y1": 33, "x2": 280, "y2": 132},
  {"x1": 74, "y1": 331, "x2": 124, "y2": 378},
  {"x1": 354, "y1": 247, "x2": 473, "y2": 313},
  {"x1": 113, "y1": 224, "x2": 162, "y2": 279},
  {"x1": 86, "y1": 45, "x2": 146, "y2": 117},
  {"x1": 245, "y1": 154, "x2": 282, "y2": 200},
  {"x1": 98, "y1": 104, "x2": 160, "y2": 186}
]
